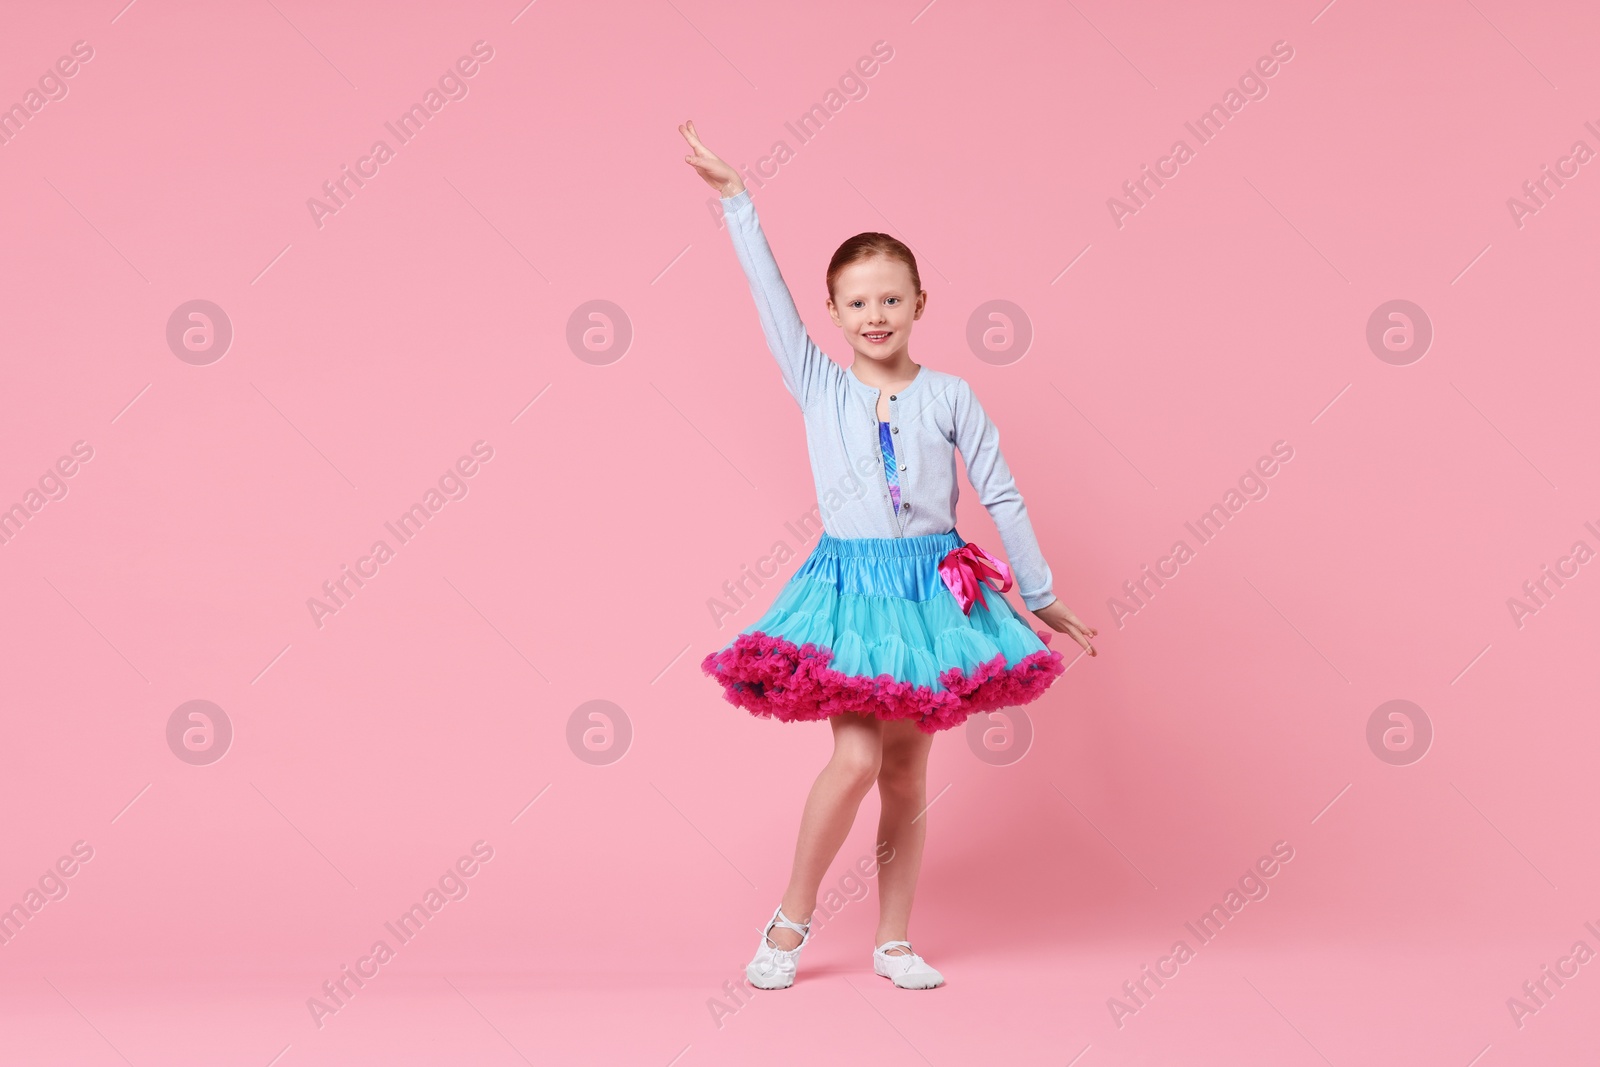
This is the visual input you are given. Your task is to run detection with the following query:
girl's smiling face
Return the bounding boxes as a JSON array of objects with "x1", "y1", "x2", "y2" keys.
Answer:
[{"x1": 827, "y1": 254, "x2": 926, "y2": 365}]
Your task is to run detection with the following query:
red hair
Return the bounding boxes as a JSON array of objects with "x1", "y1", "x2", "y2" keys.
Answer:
[{"x1": 826, "y1": 232, "x2": 922, "y2": 304}]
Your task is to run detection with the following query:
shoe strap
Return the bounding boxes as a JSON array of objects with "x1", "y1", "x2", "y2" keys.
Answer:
[
  {"x1": 877, "y1": 940, "x2": 914, "y2": 954},
  {"x1": 766, "y1": 905, "x2": 812, "y2": 947}
]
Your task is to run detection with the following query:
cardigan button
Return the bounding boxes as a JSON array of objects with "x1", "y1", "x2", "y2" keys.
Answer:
[
  {"x1": 901, "y1": 502, "x2": 909, "y2": 510},
  {"x1": 889, "y1": 394, "x2": 897, "y2": 400},
  {"x1": 891, "y1": 426, "x2": 898, "y2": 433}
]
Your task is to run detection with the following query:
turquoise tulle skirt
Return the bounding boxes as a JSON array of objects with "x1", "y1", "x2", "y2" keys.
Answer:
[{"x1": 701, "y1": 529, "x2": 1065, "y2": 734}]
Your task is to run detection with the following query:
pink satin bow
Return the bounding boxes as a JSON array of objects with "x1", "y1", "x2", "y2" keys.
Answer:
[{"x1": 938, "y1": 541, "x2": 1014, "y2": 615}]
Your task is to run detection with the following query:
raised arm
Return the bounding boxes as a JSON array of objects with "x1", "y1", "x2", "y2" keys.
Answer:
[
  {"x1": 681, "y1": 120, "x2": 837, "y2": 409},
  {"x1": 951, "y1": 378, "x2": 1057, "y2": 612},
  {"x1": 716, "y1": 188, "x2": 838, "y2": 408}
]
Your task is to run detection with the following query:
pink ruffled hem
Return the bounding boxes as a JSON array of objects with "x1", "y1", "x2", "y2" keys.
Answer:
[{"x1": 700, "y1": 629, "x2": 1067, "y2": 734}]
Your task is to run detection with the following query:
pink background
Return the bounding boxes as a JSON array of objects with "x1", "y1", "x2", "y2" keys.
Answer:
[{"x1": 3, "y1": 0, "x2": 1597, "y2": 1063}]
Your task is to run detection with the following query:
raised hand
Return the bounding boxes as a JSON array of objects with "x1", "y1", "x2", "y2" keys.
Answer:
[{"x1": 679, "y1": 119, "x2": 745, "y2": 197}]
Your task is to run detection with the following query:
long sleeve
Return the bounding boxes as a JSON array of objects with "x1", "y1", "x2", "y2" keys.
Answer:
[
  {"x1": 719, "y1": 187, "x2": 838, "y2": 410},
  {"x1": 951, "y1": 378, "x2": 1057, "y2": 611}
]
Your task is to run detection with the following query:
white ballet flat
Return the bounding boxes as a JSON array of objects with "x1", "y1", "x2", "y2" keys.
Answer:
[
  {"x1": 746, "y1": 904, "x2": 813, "y2": 989},
  {"x1": 873, "y1": 940, "x2": 945, "y2": 989}
]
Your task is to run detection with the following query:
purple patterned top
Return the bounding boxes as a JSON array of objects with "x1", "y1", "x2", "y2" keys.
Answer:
[{"x1": 879, "y1": 420, "x2": 901, "y2": 514}]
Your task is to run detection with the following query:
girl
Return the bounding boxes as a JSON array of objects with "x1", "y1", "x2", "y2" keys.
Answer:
[{"x1": 680, "y1": 120, "x2": 1097, "y2": 991}]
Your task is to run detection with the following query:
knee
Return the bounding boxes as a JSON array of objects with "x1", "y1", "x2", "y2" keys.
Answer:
[
  {"x1": 876, "y1": 760, "x2": 923, "y2": 797},
  {"x1": 831, "y1": 746, "x2": 882, "y2": 791}
]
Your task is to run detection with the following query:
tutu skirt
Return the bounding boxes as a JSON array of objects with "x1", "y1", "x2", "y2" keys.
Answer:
[{"x1": 701, "y1": 528, "x2": 1066, "y2": 734}]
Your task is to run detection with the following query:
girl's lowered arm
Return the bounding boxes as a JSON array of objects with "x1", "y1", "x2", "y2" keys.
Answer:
[{"x1": 951, "y1": 378, "x2": 1057, "y2": 611}]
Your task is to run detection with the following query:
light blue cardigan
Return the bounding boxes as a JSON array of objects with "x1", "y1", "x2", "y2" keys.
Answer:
[{"x1": 719, "y1": 187, "x2": 1058, "y2": 612}]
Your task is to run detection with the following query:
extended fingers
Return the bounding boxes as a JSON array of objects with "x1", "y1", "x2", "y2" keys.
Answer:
[
  {"x1": 1063, "y1": 619, "x2": 1097, "y2": 655},
  {"x1": 1063, "y1": 611, "x2": 1097, "y2": 638},
  {"x1": 683, "y1": 123, "x2": 728, "y2": 169}
]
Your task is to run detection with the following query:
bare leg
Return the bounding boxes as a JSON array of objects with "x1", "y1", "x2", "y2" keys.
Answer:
[
  {"x1": 873, "y1": 716, "x2": 935, "y2": 954},
  {"x1": 764, "y1": 711, "x2": 885, "y2": 950}
]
